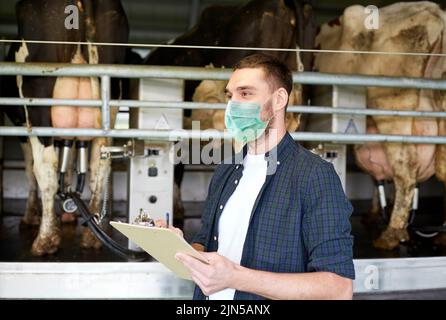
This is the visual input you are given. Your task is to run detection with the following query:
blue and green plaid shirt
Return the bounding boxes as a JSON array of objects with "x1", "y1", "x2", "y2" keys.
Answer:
[{"x1": 192, "y1": 132, "x2": 355, "y2": 300}]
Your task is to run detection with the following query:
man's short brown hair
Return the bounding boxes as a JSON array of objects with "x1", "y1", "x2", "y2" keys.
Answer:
[{"x1": 233, "y1": 53, "x2": 293, "y2": 103}]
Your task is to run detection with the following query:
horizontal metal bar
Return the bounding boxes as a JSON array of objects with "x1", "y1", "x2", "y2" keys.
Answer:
[
  {"x1": 1, "y1": 62, "x2": 445, "y2": 90},
  {"x1": 1, "y1": 127, "x2": 446, "y2": 144},
  {"x1": 286, "y1": 105, "x2": 446, "y2": 118},
  {"x1": 295, "y1": 72, "x2": 446, "y2": 90},
  {"x1": 2, "y1": 98, "x2": 446, "y2": 119},
  {"x1": 1, "y1": 258, "x2": 446, "y2": 298},
  {"x1": 0, "y1": 97, "x2": 101, "y2": 107},
  {"x1": 0, "y1": 262, "x2": 194, "y2": 299},
  {"x1": 0, "y1": 62, "x2": 232, "y2": 80},
  {"x1": 113, "y1": 101, "x2": 446, "y2": 119},
  {"x1": 353, "y1": 257, "x2": 446, "y2": 293}
]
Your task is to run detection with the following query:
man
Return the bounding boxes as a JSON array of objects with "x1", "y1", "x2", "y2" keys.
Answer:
[{"x1": 173, "y1": 53, "x2": 355, "y2": 300}]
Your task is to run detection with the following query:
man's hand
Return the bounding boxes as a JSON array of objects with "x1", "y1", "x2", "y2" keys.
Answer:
[
  {"x1": 175, "y1": 252, "x2": 240, "y2": 296},
  {"x1": 154, "y1": 219, "x2": 184, "y2": 238}
]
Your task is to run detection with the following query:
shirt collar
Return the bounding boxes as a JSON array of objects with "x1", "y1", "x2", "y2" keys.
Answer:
[{"x1": 234, "y1": 131, "x2": 298, "y2": 166}]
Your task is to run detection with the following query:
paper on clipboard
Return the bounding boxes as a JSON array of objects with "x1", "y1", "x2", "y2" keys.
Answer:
[{"x1": 110, "y1": 221, "x2": 208, "y2": 280}]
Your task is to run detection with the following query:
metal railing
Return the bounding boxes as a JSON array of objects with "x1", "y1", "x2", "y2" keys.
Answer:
[{"x1": 0, "y1": 62, "x2": 445, "y2": 144}]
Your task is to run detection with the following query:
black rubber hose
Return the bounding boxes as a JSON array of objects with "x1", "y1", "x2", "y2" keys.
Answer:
[
  {"x1": 76, "y1": 173, "x2": 86, "y2": 193},
  {"x1": 408, "y1": 209, "x2": 416, "y2": 225},
  {"x1": 58, "y1": 172, "x2": 65, "y2": 194},
  {"x1": 381, "y1": 207, "x2": 389, "y2": 224},
  {"x1": 411, "y1": 225, "x2": 446, "y2": 234},
  {"x1": 59, "y1": 140, "x2": 74, "y2": 194},
  {"x1": 75, "y1": 140, "x2": 88, "y2": 194},
  {"x1": 67, "y1": 192, "x2": 149, "y2": 261}
]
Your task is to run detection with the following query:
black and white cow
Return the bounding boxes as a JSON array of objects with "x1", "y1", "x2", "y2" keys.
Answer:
[{"x1": 0, "y1": 0, "x2": 129, "y2": 256}]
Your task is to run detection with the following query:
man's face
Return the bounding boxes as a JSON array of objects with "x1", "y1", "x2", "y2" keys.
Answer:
[{"x1": 225, "y1": 67, "x2": 274, "y2": 122}]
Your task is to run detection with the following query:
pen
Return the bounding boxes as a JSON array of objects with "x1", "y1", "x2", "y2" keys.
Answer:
[{"x1": 166, "y1": 212, "x2": 169, "y2": 228}]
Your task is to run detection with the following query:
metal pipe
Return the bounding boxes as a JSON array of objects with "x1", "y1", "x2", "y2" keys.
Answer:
[
  {"x1": 59, "y1": 140, "x2": 73, "y2": 194},
  {"x1": 0, "y1": 62, "x2": 233, "y2": 81},
  {"x1": 1, "y1": 98, "x2": 446, "y2": 120},
  {"x1": 0, "y1": 62, "x2": 445, "y2": 90},
  {"x1": 377, "y1": 180, "x2": 388, "y2": 222},
  {"x1": 412, "y1": 185, "x2": 419, "y2": 211},
  {"x1": 294, "y1": 72, "x2": 446, "y2": 90},
  {"x1": 110, "y1": 101, "x2": 446, "y2": 119},
  {"x1": 0, "y1": 98, "x2": 101, "y2": 107},
  {"x1": 112, "y1": 101, "x2": 446, "y2": 119},
  {"x1": 76, "y1": 141, "x2": 88, "y2": 174},
  {"x1": 377, "y1": 181, "x2": 387, "y2": 209},
  {"x1": 1, "y1": 127, "x2": 446, "y2": 144},
  {"x1": 409, "y1": 184, "x2": 420, "y2": 225},
  {"x1": 286, "y1": 105, "x2": 446, "y2": 119},
  {"x1": 60, "y1": 140, "x2": 73, "y2": 173},
  {"x1": 101, "y1": 76, "x2": 110, "y2": 130}
]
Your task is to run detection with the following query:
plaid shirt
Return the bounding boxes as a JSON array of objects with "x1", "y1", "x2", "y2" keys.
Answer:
[{"x1": 192, "y1": 132, "x2": 355, "y2": 300}]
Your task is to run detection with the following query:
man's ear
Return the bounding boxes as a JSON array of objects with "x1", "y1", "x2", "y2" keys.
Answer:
[{"x1": 273, "y1": 88, "x2": 289, "y2": 112}]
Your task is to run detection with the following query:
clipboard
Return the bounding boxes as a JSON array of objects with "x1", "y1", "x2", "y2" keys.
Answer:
[{"x1": 110, "y1": 221, "x2": 208, "y2": 280}]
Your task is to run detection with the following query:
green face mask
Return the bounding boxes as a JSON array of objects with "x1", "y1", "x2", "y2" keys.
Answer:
[{"x1": 225, "y1": 100, "x2": 271, "y2": 142}]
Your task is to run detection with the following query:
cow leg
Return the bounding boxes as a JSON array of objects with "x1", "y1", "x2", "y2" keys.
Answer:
[
  {"x1": 28, "y1": 137, "x2": 60, "y2": 256},
  {"x1": 373, "y1": 143, "x2": 416, "y2": 250},
  {"x1": 20, "y1": 141, "x2": 41, "y2": 226},
  {"x1": 80, "y1": 137, "x2": 109, "y2": 249}
]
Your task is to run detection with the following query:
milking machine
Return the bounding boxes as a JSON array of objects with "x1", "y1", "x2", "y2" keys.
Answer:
[
  {"x1": 54, "y1": 136, "x2": 148, "y2": 260},
  {"x1": 57, "y1": 140, "x2": 89, "y2": 213},
  {"x1": 52, "y1": 77, "x2": 184, "y2": 258},
  {"x1": 408, "y1": 183, "x2": 446, "y2": 238},
  {"x1": 373, "y1": 178, "x2": 446, "y2": 238},
  {"x1": 56, "y1": 139, "x2": 89, "y2": 212}
]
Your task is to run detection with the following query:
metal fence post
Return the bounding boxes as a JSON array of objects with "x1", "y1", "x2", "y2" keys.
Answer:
[{"x1": 101, "y1": 75, "x2": 111, "y2": 130}]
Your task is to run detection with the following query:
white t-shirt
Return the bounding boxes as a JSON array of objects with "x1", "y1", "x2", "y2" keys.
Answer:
[{"x1": 209, "y1": 152, "x2": 267, "y2": 300}]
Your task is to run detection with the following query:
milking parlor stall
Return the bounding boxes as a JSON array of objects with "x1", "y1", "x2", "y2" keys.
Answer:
[{"x1": 0, "y1": 0, "x2": 446, "y2": 300}]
